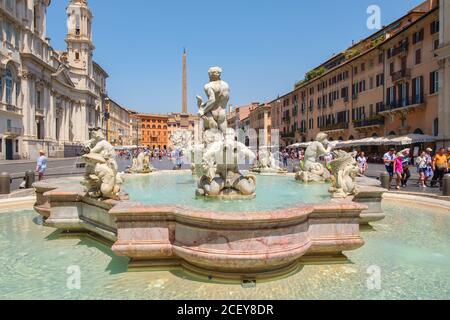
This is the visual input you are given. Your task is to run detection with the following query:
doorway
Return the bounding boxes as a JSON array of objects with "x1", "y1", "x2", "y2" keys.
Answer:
[{"x1": 5, "y1": 139, "x2": 13, "y2": 160}]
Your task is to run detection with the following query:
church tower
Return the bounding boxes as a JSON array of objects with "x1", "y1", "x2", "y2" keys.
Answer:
[{"x1": 65, "y1": 0, "x2": 95, "y2": 76}]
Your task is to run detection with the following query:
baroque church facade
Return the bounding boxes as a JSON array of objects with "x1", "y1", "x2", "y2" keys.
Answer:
[{"x1": 0, "y1": 0, "x2": 107, "y2": 160}]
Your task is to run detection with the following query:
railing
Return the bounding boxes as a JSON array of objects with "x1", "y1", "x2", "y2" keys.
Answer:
[
  {"x1": 384, "y1": 96, "x2": 425, "y2": 111},
  {"x1": 319, "y1": 122, "x2": 349, "y2": 132},
  {"x1": 391, "y1": 68, "x2": 411, "y2": 82},
  {"x1": 389, "y1": 41, "x2": 409, "y2": 58},
  {"x1": 281, "y1": 132, "x2": 295, "y2": 138},
  {"x1": 4, "y1": 127, "x2": 23, "y2": 136},
  {"x1": 2, "y1": 104, "x2": 21, "y2": 114},
  {"x1": 353, "y1": 118, "x2": 385, "y2": 128}
]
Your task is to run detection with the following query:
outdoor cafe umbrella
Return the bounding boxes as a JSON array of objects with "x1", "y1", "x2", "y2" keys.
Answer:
[{"x1": 387, "y1": 134, "x2": 437, "y2": 146}]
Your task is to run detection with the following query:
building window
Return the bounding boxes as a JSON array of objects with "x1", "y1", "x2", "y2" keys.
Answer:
[
  {"x1": 430, "y1": 20, "x2": 439, "y2": 35},
  {"x1": 415, "y1": 49, "x2": 421, "y2": 65},
  {"x1": 390, "y1": 62, "x2": 396, "y2": 75},
  {"x1": 75, "y1": 52, "x2": 80, "y2": 60},
  {"x1": 15, "y1": 140, "x2": 18, "y2": 153},
  {"x1": 5, "y1": 69, "x2": 13, "y2": 105},
  {"x1": 412, "y1": 76, "x2": 423, "y2": 104},
  {"x1": 430, "y1": 71, "x2": 439, "y2": 94},
  {"x1": 36, "y1": 90, "x2": 42, "y2": 109},
  {"x1": 412, "y1": 29, "x2": 424, "y2": 44}
]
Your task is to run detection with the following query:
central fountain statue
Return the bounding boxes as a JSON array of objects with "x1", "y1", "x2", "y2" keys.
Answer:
[{"x1": 195, "y1": 67, "x2": 257, "y2": 198}]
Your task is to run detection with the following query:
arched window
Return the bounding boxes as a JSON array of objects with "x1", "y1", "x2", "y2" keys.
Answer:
[
  {"x1": 349, "y1": 135, "x2": 355, "y2": 140},
  {"x1": 152, "y1": 125, "x2": 156, "y2": 129},
  {"x1": 388, "y1": 131, "x2": 396, "y2": 136},
  {"x1": 5, "y1": 69, "x2": 13, "y2": 105},
  {"x1": 372, "y1": 133, "x2": 379, "y2": 138},
  {"x1": 413, "y1": 128, "x2": 424, "y2": 135}
]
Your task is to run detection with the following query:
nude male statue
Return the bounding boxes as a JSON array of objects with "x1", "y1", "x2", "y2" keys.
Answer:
[
  {"x1": 196, "y1": 67, "x2": 229, "y2": 133},
  {"x1": 303, "y1": 132, "x2": 332, "y2": 176}
]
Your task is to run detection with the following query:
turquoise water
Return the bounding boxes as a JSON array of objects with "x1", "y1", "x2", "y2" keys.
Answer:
[
  {"x1": 0, "y1": 202, "x2": 449, "y2": 299},
  {"x1": 124, "y1": 172, "x2": 330, "y2": 212}
]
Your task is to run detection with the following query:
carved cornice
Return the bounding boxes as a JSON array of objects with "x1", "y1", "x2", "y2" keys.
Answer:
[{"x1": 22, "y1": 71, "x2": 35, "y2": 80}]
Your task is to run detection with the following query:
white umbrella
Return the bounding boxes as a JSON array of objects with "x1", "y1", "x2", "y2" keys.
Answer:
[{"x1": 388, "y1": 134, "x2": 436, "y2": 146}]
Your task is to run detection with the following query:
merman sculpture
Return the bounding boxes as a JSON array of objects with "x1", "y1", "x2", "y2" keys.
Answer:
[
  {"x1": 328, "y1": 150, "x2": 360, "y2": 198},
  {"x1": 295, "y1": 132, "x2": 333, "y2": 183},
  {"x1": 127, "y1": 151, "x2": 154, "y2": 174},
  {"x1": 81, "y1": 128, "x2": 127, "y2": 200},
  {"x1": 251, "y1": 146, "x2": 287, "y2": 175}
]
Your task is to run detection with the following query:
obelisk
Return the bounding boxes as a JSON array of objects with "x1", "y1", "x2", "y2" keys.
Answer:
[{"x1": 182, "y1": 48, "x2": 188, "y2": 114}]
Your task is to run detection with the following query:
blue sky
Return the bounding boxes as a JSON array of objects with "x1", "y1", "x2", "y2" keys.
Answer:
[{"x1": 46, "y1": 0, "x2": 423, "y2": 114}]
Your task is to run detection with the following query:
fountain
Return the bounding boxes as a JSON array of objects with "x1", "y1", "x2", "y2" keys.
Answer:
[
  {"x1": 32, "y1": 67, "x2": 387, "y2": 281},
  {"x1": 250, "y1": 146, "x2": 287, "y2": 175},
  {"x1": 126, "y1": 151, "x2": 155, "y2": 174}
]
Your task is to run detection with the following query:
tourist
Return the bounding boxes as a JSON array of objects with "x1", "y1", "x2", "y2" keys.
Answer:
[
  {"x1": 447, "y1": 147, "x2": 450, "y2": 172},
  {"x1": 431, "y1": 148, "x2": 449, "y2": 189},
  {"x1": 425, "y1": 148, "x2": 434, "y2": 183},
  {"x1": 393, "y1": 152, "x2": 403, "y2": 190},
  {"x1": 357, "y1": 152, "x2": 368, "y2": 176},
  {"x1": 35, "y1": 150, "x2": 48, "y2": 181},
  {"x1": 399, "y1": 150, "x2": 411, "y2": 188},
  {"x1": 416, "y1": 151, "x2": 429, "y2": 188},
  {"x1": 383, "y1": 148, "x2": 396, "y2": 190},
  {"x1": 282, "y1": 150, "x2": 289, "y2": 167}
]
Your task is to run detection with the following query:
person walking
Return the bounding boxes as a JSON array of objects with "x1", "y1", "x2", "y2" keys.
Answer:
[
  {"x1": 400, "y1": 149, "x2": 411, "y2": 187},
  {"x1": 430, "y1": 148, "x2": 449, "y2": 189},
  {"x1": 393, "y1": 152, "x2": 403, "y2": 190},
  {"x1": 416, "y1": 151, "x2": 429, "y2": 188},
  {"x1": 357, "y1": 152, "x2": 368, "y2": 176},
  {"x1": 35, "y1": 150, "x2": 48, "y2": 181},
  {"x1": 383, "y1": 148, "x2": 396, "y2": 190}
]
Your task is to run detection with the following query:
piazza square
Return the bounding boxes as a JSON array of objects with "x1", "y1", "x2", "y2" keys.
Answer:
[{"x1": 0, "y1": 0, "x2": 449, "y2": 308}]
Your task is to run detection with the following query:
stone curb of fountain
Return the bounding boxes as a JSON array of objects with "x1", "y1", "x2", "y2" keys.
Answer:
[
  {"x1": 0, "y1": 196, "x2": 36, "y2": 212},
  {"x1": 383, "y1": 192, "x2": 450, "y2": 210}
]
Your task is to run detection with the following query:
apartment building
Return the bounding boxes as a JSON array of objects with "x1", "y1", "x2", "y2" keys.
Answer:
[
  {"x1": 104, "y1": 98, "x2": 131, "y2": 146},
  {"x1": 270, "y1": 0, "x2": 443, "y2": 147},
  {"x1": 137, "y1": 114, "x2": 169, "y2": 149}
]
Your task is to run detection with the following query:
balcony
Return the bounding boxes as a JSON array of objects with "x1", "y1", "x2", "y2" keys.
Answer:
[
  {"x1": 281, "y1": 132, "x2": 295, "y2": 138},
  {"x1": 1, "y1": 104, "x2": 22, "y2": 115},
  {"x1": 389, "y1": 41, "x2": 409, "y2": 58},
  {"x1": 391, "y1": 68, "x2": 411, "y2": 82},
  {"x1": 379, "y1": 96, "x2": 425, "y2": 115},
  {"x1": 4, "y1": 127, "x2": 23, "y2": 137},
  {"x1": 353, "y1": 117, "x2": 385, "y2": 129},
  {"x1": 36, "y1": 108, "x2": 45, "y2": 117},
  {"x1": 319, "y1": 122, "x2": 349, "y2": 133},
  {"x1": 282, "y1": 116, "x2": 291, "y2": 124}
]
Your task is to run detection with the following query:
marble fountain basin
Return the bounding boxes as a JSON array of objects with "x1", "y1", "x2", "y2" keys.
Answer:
[{"x1": 33, "y1": 172, "x2": 385, "y2": 280}]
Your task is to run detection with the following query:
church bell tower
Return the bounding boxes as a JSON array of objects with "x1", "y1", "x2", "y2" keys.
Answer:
[{"x1": 65, "y1": 0, "x2": 95, "y2": 76}]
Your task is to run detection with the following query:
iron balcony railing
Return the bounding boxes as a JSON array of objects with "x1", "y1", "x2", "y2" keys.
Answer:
[
  {"x1": 353, "y1": 118, "x2": 385, "y2": 128},
  {"x1": 4, "y1": 127, "x2": 23, "y2": 136},
  {"x1": 384, "y1": 96, "x2": 425, "y2": 111},
  {"x1": 319, "y1": 122, "x2": 349, "y2": 132},
  {"x1": 391, "y1": 68, "x2": 411, "y2": 82}
]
